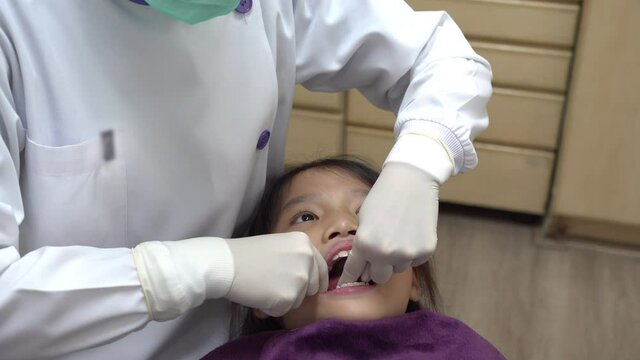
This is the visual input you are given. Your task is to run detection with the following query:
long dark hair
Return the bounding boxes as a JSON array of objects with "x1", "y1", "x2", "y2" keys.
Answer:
[{"x1": 230, "y1": 157, "x2": 441, "y2": 338}]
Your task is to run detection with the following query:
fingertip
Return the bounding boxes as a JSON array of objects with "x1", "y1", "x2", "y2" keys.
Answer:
[
  {"x1": 337, "y1": 253, "x2": 366, "y2": 286},
  {"x1": 306, "y1": 278, "x2": 319, "y2": 296},
  {"x1": 307, "y1": 257, "x2": 319, "y2": 296},
  {"x1": 370, "y1": 264, "x2": 393, "y2": 284},
  {"x1": 312, "y1": 248, "x2": 329, "y2": 293},
  {"x1": 410, "y1": 255, "x2": 430, "y2": 267},
  {"x1": 337, "y1": 273, "x2": 355, "y2": 286},
  {"x1": 360, "y1": 263, "x2": 371, "y2": 282},
  {"x1": 264, "y1": 307, "x2": 285, "y2": 318},
  {"x1": 319, "y1": 270, "x2": 329, "y2": 293},
  {"x1": 393, "y1": 261, "x2": 411, "y2": 273},
  {"x1": 293, "y1": 289, "x2": 306, "y2": 310}
]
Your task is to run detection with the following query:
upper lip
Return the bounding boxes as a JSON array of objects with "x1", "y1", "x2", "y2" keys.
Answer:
[{"x1": 324, "y1": 239, "x2": 353, "y2": 268}]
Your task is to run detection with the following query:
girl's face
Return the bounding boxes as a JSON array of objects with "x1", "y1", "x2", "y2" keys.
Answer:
[{"x1": 267, "y1": 167, "x2": 420, "y2": 329}]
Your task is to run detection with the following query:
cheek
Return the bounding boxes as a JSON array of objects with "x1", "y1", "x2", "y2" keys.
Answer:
[
  {"x1": 378, "y1": 271, "x2": 415, "y2": 311},
  {"x1": 280, "y1": 295, "x2": 319, "y2": 330},
  {"x1": 306, "y1": 227, "x2": 325, "y2": 248}
]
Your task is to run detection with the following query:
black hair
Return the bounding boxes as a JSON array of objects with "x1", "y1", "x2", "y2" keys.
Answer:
[{"x1": 230, "y1": 156, "x2": 441, "y2": 338}]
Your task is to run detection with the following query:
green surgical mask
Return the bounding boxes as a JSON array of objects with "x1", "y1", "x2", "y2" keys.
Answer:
[{"x1": 145, "y1": 0, "x2": 241, "y2": 24}]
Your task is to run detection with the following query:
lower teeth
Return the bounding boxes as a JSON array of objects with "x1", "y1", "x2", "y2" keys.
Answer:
[{"x1": 336, "y1": 281, "x2": 368, "y2": 289}]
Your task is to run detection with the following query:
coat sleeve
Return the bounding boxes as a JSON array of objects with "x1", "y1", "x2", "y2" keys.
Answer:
[
  {"x1": 0, "y1": 26, "x2": 150, "y2": 360},
  {"x1": 293, "y1": 0, "x2": 492, "y2": 178}
]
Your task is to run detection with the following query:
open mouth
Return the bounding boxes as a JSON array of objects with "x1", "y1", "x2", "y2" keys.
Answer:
[{"x1": 327, "y1": 250, "x2": 374, "y2": 291}]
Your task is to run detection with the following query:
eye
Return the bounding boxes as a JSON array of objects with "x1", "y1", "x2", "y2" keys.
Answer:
[{"x1": 292, "y1": 212, "x2": 317, "y2": 224}]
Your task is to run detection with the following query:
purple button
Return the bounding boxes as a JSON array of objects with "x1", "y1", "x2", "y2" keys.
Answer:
[
  {"x1": 235, "y1": 0, "x2": 252, "y2": 14},
  {"x1": 256, "y1": 130, "x2": 270, "y2": 150},
  {"x1": 129, "y1": 0, "x2": 149, "y2": 5}
]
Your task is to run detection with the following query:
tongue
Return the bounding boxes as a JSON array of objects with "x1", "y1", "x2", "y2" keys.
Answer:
[
  {"x1": 327, "y1": 256, "x2": 348, "y2": 291},
  {"x1": 328, "y1": 275, "x2": 340, "y2": 291}
]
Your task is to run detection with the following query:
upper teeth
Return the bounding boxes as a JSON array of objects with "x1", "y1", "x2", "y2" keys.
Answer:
[
  {"x1": 331, "y1": 250, "x2": 350, "y2": 262},
  {"x1": 328, "y1": 250, "x2": 351, "y2": 271}
]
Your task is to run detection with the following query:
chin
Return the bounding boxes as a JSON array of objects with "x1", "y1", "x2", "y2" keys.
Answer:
[
  {"x1": 316, "y1": 300, "x2": 395, "y2": 323},
  {"x1": 282, "y1": 295, "x2": 406, "y2": 329},
  {"x1": 325, "y1": 311, "x2": 388, "y2": 322}
]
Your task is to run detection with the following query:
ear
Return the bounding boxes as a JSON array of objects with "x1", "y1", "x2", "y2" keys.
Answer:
[
  {"x1": 253, "y1": 309, "x2": 270, "y2": 320},
  {"x1": 410, "y1": 268, "x2": 421, "y2": 302}
]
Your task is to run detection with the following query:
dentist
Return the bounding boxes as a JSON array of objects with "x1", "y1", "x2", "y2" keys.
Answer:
[{"x1": 0, "y1": 0, "x2": 491, "y2": 359}]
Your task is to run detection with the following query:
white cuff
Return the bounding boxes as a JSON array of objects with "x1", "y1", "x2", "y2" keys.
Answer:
[
  {"x1": 383, "y1": 133, "x2": 455, "y2": 184},
  {"x1": 132, "y1": 237, "x2": 234, "y2": 321}
]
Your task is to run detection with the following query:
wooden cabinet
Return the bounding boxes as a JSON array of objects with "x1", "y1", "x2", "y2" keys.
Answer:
[
  {"x1": 546, "y1": 0, "x2": 640, "y2": 245},
  {"x1": 339, "y1": 0, "x2": 580, "y2": 215},
  {"x1": 287, "y1": 0, "x2": 582, "y2": 215},
  {"x1": 406, "y1": 0, "x2": 580, "y2": 47}
]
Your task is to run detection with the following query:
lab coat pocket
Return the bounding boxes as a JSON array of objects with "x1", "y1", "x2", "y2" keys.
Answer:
[{"x1": 20, "y1": 131, "x2": 127, "y2": 252}]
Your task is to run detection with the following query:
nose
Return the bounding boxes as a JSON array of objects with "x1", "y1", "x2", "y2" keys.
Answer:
[{"x1": 324, "y1": 211, "x2": 357, "y2": 243}]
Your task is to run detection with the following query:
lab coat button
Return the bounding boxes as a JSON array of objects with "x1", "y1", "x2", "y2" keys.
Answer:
[
  {"x1": 235, "y1": 0, "x2": 252, "y2": 14},
  {"x1": 256, "y1": 130, "x2": 270, "y2": 150}
]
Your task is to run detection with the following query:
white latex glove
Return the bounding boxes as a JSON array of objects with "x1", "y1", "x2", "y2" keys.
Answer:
[
  {"x1": 133, "y1": 233, "x2": 328, "y2": 321},
  {"x1": 225, "y1": 232, "x2": 328, "y2": 317},
  {"x1": 338, "y1": 162, "x2": 440, "y2": 286}
]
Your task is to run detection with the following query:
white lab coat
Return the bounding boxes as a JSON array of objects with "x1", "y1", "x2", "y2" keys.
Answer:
[{"x1": 0, "y1": 1, "x2": 491, "y2": 359}]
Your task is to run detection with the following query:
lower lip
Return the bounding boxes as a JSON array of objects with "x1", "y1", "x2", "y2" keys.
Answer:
[{"x1": 324, "y1": 283, "x2": 376, "y2": 296}]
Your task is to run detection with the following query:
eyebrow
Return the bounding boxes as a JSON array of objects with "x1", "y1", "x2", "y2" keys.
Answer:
[
  {"x1": 280, "y1": 193, "x2": 319, "y2": 214},
  {"x1": 279, "y1": 189, "x2": 369, "y2": 214}
]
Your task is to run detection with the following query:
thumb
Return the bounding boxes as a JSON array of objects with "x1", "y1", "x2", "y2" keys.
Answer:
[
  {"x1": 337, "y1": 251, "x2": 366, "y2": 286},
  {"x1": 308, "y1": 247, "x2": 329, "y2": 295}
]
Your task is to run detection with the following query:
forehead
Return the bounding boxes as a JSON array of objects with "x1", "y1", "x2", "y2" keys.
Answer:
[{"x1": 284, "y1": 167, "x2": 371, "y2": 198}]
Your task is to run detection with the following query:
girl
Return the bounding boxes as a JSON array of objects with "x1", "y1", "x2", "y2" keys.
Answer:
[{"x1": 203, "y1": 158, "x2": 505, "y2": 360}]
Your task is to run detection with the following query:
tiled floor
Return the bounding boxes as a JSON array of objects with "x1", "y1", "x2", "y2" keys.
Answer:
[{"x1": 434, "y1": 207, "x2": 640, "y2": 360}]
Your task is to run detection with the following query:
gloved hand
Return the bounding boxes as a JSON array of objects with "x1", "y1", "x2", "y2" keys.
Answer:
[
  {"x1": 338, "y1": 162, "x2": 440, "y2": 286},
  {"x1": 133, "y1": 233, "x2": 327, "y2": 321},
  {"x1": 225, "y1": 232, "x2": 328, "y2": 317}
]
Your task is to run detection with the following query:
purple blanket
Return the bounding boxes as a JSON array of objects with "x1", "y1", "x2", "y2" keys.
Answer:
[{"x1": 202, "y1": 310, "x2": 507, "y2": 359}]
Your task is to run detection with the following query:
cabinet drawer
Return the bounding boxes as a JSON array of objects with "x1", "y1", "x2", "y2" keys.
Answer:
[
  {"x1": 441, "y1": 143, "x2": 554, "y2": 214},
  {"x1": 292, "y1": 85, "x2": 344, "y2": 112},
  {"x1": 408, "y1": 0, "x2": 580, "y2": 47},
  {"x1": 345, "y1": 126, "x2": 554, "y2": 214},
  {"x1": 481, "y1": 88, "x2": 564, "y2": 149},
  {"x1": 473, "y1": 41, "x2": 572, "y2": 92},
  {"x1": 344, "y1": 126, "x2": 394, "y2": 169},
  {"x1": 347, "y1": 87, "x2": 564, "y2": 150},
  {"x1": 346, "y1": 90, "x2": 396, "y2": 130},
  {"x1": 285, "y1": 109, "x2": 344, "y2": 164}
]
